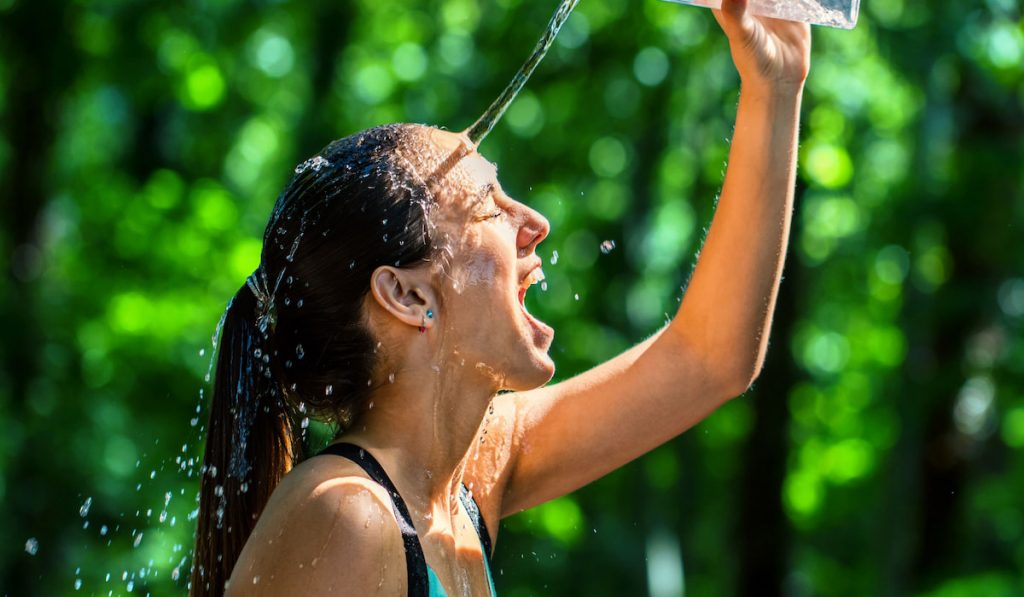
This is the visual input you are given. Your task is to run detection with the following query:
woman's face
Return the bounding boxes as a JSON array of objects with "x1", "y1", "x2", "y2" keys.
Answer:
[{"x1": 419, "y1": 128, "x2": 555, "y2": 390}]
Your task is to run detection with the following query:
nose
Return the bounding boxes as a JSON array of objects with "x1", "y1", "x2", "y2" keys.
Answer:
[{"x1": 517, "y1": 205, "x2": 550, "y2": 256}]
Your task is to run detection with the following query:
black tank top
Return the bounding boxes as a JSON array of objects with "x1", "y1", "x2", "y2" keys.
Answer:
[{"x1": 316, "y1": 442, "x2": 494, "y2": 596}]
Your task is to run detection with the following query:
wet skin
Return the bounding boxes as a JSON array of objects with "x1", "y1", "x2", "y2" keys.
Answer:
[{"x1": 227, "y1": 0, "x2": 811, "y2": 594}]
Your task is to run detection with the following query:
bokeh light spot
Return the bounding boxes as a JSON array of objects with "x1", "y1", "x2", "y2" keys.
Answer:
[{"x1": 634, "y1": 46, "x2": 670, "y2": 87}]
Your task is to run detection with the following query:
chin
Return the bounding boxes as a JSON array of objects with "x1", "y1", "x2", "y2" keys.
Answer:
[{"x1": 505, "y1": 343, "x2": 556, "y2": 391}]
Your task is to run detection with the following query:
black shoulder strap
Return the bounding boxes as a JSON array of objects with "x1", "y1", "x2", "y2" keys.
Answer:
[
  {"x1": 317, "y1": 442, "x2": 430, "y2": 596},
  {"x1": 459, "y1": 484, "x2": 494, "y2": 560}
]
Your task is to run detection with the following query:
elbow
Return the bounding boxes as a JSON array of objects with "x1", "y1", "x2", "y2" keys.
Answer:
[
  {"x1": 716, "y1": 355, "x2": 766, "y2": 400},
  {"x1": 733, "y1": 367, "x2": 763, "y2": 398}
]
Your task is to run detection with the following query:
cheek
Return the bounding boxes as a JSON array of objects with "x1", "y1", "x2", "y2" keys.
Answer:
[
  {"x1": 449, "y1": 234, "x2": 511, "y2": 293},
  {"x1": 463, "y1": 253, "x2": 498, "y2": 287}
]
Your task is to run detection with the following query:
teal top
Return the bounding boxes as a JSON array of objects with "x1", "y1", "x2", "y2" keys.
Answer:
[
  {"x1": 317, "y1": 442, "x2": 497, "y2": 596},
  {"x1": 426, "y1": 480, "x2": 498, "y2": 596},
  {"x1": 427, "y1": 550, "x2": 497, "y2": 596}
]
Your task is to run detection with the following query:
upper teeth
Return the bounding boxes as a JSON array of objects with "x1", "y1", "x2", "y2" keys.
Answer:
[{"x1": 525, "y1": 268, "x2": 545, "y2": 287}]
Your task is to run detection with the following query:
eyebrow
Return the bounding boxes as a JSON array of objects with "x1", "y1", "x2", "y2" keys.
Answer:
[{"x1": 473, "y1": 182, "x2": 496, "y2": 209}]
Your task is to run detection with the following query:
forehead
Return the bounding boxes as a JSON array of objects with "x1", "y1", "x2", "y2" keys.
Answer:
[{"x1": 420, "y1": 129, "x2": 499, "y2": 193}]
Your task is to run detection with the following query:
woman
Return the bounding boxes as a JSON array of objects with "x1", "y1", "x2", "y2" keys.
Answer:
[{"x1": 191, "y1": 1, "x2": 811, "y2": 594}]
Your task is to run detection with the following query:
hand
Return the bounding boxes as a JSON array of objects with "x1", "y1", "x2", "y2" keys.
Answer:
[{"x1": 712, "y1": 0, "x2": 811, "y2": 94}]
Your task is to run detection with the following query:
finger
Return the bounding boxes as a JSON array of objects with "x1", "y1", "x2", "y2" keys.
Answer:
[
  {"x1": 713, "y1": 0, "x2": 754, "y2": 40},
  {"x1": 711, "y1": 8, "x2": 726, "y2": 30},
  {"x1": 720, "y1": 0, "x2": 749, "y2": 20}
]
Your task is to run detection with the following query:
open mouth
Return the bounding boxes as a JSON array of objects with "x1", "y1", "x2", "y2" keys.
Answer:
[
  {"x1": 517, "y1": 267, "x2": 552, "y2": 338},
  {"x1": 518, "y1": 267, "x2": 543, "y2": 307}
]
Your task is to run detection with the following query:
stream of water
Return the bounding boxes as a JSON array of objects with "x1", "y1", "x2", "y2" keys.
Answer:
[
  {"x1": 464, "y1": 0, "x2": 582, "y2": 146},
  {"x1": 63, "y1": 2, "x2": 596, "y2": 593}
]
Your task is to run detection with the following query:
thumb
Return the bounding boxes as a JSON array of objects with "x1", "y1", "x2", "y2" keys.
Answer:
[{"x1": 712, "y1": 0, "x2": 754, "y2": 40}]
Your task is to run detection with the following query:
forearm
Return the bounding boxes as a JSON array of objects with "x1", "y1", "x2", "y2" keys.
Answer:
[{"x1": 670, "y1": 84, "x2": 803, "y2": 394}]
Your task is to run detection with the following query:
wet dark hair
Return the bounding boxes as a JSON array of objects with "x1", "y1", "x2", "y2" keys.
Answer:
[{"x1": 191, "y1": 123, "x2": 440, "y2": 596}]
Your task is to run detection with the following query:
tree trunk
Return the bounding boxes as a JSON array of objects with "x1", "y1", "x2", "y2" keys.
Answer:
[{"x1": 735, "y1": 182, "x2": 803, "y2": 596}]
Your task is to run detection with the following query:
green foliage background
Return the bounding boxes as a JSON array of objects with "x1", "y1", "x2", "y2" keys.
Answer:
[{"x1": 1, "y1": 0, "x2": 1023, "y2": 595}]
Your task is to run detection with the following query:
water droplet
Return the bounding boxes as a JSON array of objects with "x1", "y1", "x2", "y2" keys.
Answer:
[
  {"x1": 254, "y1": 348, "x2": 263, "y2": 358},
  {"x1": 574, "y1": 293, "x2": 579, "y2": 301},
  {"x1": 24, "y1": 538, "x2": 38, "y2": 555},
  {"x1": 133, "y1": 532, "x2": 144, "y2": 548},
  {"x1": 349, "y1": 260, "x2": 356, "y2": 269},
  {"x1": 388, "y1": 373, "x2": 395, "y2": 384},
  {"x1": 99, "y1": 525, "x2": 108, "y2": 536},
  {"x1": 74, "y1": 579, "x2": 82, "y2": 590},
  {"x1": 550, "y1": 250, "x2": 559, "y2": 265},
  {"x1": 199, "y1": 348, "x2": 205, "y2": 357},
  {"x1": 540, "y1": 281, "x2": 548, "y2": 292},
  {"x1": 295, "y1": 155, "x2": 330, "y2": 174},
  {"x1": 296, "y1": 299, "x2": 304, "y2": 308},
  {"x1": 79, "y1": 496, "x2": 92, "y2": 517},
  {"x1": 599, "y1": 240, "x2": 616, "y2": 254},
  {"x1": 325, "y1": 384, "x2": 333, "y2": 396},
  {"x1": 301, "y1": 417, "x2": 310, "y2": 429},
  {"x1": 296, "y1": 344, "x2": 305, "y2": 359}
]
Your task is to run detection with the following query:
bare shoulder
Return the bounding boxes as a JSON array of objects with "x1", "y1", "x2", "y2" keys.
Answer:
[{"x1": 228, "y1": 456, "x2": 405, "y2": 596}]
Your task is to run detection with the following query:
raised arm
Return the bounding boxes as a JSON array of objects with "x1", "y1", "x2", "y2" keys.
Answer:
[{"x1": 467, "y1": 0, "x2": 812, "y2": 520}]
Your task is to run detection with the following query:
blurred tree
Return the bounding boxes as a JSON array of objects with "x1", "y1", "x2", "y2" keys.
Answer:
[{"x1": 0, "y1": 0, "x2": 1022, "y2": 595}]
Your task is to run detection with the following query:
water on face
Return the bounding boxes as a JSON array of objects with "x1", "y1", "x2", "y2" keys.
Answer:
[
  {"x1": 661, "y1": 0, "x2": 859, "y2": 29},
  {"x1": 61, "y1": 8, "x2": 593, "y2": 584}
]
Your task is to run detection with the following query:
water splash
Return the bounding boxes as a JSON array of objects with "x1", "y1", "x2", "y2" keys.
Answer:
[{"x1": 464, "y1": 0, "x2": 581, "y2": 146}]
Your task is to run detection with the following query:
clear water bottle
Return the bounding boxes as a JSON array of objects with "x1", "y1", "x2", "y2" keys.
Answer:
[{"x1": 661, "y1": 0, "x2": 860, "y2": 29}]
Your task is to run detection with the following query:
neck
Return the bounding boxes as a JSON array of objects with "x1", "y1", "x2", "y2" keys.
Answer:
[{"x1": 337, "y1": 343, "x2": 498, "y2": 518}]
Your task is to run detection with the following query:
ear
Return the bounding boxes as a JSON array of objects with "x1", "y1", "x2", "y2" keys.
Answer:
[{"x1": 368, "y1": 265, "x2": 435, "y2": 331}]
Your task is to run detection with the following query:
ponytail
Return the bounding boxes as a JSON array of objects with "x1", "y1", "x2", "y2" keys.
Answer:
[
  {"x1": 191, "y1": 276, "x2": 297, "y2": 596},
  {"x1": 188, "y1": 123, "x2": 444, "y2": 594}
]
